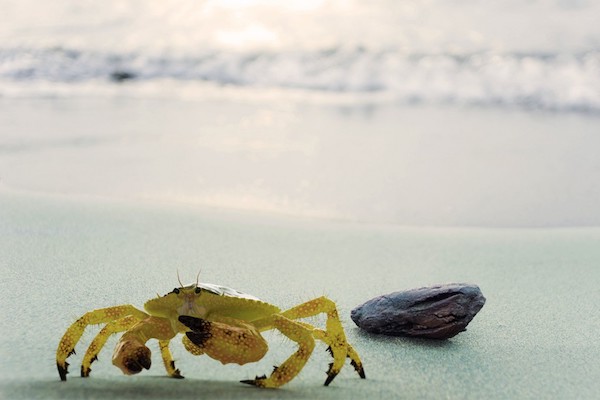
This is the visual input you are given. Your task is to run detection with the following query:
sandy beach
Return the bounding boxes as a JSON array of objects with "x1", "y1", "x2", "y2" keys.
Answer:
[{"x1": 1, "y1": 188, "x2": 599, "y2": 399}]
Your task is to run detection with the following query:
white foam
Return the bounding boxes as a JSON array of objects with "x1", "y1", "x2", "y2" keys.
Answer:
[
  {"x1": 1, "y1": 0, "x2": 599, "y2": 112},
  {"x1": 1, "y1": 48, "x2": 599, "y2": 112}
]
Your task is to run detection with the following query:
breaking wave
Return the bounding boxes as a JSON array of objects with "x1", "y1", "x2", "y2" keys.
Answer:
[{"x1": 2, "y1": 46, "x2": 599, "y2": 113}]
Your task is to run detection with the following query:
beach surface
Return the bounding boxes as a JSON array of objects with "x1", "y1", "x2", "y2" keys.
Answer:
[{"x1": 1, "y1": 188, "x2": 599, "y2": 399}]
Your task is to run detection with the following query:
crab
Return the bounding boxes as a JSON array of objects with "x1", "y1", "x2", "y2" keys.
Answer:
[{"x1": 56, "y1": 279, "x2": 366, "y2": 388}]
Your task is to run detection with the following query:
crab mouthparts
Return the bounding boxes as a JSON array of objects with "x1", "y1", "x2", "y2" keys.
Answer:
[{"x1": 177, "y1": 297, "x2": 206, "y2": 317}]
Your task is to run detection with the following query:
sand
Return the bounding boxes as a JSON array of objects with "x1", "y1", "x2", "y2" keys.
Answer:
[
  {"x1": 2, "y1": 96, "x2": 600, "y2": 228},
  {"x1": 1, "y1": 188, "x2": 599, "y2": 399}
]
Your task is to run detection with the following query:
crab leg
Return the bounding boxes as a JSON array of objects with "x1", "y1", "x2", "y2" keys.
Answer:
[
  {"x1": 293, "y1": 321, "x2": 362, "y2": 366},
  {"x1": 241, "y1": 314, "x2": 315, "y2": 388},
  {"x1": 280, "y1": 296, "x2": 366, "y2": 385},
  {"x1": 158, "y1": 340, "x2": 184, "y2": 378},
  {"x1": 311, "y1": 328, "x2": 365, "y2": 381},
  {"x1": 56, "y1": 305, "x2": 149, "y2": 381},
  {"x1": 81, "y1": 315, "x2": 140, "y2": 377}
]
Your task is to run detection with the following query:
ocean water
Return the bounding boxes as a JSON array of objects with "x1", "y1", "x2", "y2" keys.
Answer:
[
  {"x1": 1, "y1": 0, "x2": 600, "y2": 112},
  {"x1": 1, "y1": 1, "x2": 600, "y2": 227}
]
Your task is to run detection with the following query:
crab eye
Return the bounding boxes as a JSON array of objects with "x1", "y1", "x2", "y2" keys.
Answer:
[
  {"x1": 172, "y1": 288, "x2": 180, "y2": 294},
  {"x1": 194, "y1": 287, "x2": 201, "y2": 294}
]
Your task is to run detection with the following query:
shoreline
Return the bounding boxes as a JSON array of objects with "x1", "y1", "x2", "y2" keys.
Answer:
[
  {"x1": 2, "y1": 97, "x2": 600, "y2": 228},
  {"x1": 3, "y1": 184, "x2": 600, "y2": 232}
]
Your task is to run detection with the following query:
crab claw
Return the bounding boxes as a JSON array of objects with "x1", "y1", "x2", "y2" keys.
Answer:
[
  {"x1": 178, "y1": 315, "x2": 213, "y2": 348},
  {"x1": 112, "y1": 338, "x2": 152, "y2": 375}
]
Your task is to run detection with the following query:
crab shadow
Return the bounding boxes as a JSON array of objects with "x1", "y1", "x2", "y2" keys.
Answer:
[{"x1": 1, "y1": 376, "x2": 362, "y2": 400}]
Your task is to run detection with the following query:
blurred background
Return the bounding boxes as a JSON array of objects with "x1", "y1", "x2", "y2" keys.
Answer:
[{"x1": 1, "y1": 0, "x2": 600, "y2": 227}]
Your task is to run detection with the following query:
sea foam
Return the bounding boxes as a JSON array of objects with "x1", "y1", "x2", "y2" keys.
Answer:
[{"x1": 1, "y1": 0, "x2": 599, "y2": 113}]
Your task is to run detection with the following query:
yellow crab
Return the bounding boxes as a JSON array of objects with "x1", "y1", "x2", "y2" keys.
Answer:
[{"x1": 56, "y1": 280, "x2": 366, "y2": 388}]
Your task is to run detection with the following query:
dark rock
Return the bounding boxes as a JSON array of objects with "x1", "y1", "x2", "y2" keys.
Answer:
[{"x1": 351, "y1": 283, "x2": 485, "y2": 339}]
